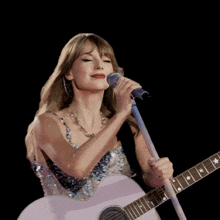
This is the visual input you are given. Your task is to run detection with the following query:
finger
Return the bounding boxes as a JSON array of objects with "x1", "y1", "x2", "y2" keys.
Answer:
[
  {"x1": 158, "y1": 174, "x2": 173, "y2": 180},
  {"x1": 115, "y1": 77, "x2": 141, "y2": 91},
  {"x1": 162, "y1": 172, "x2": 173, "y2": 180},
  {"x1": 153, "y1": 157, "x2": 172, "y2": 169},
  {"x1": 156, "y1": 169, "x2": 174, "y2": 179},
  {"x1": 115, "y1": 76, "x2": 128, "y2": 90},
  {"x1": 125, "y1": 84, "x2": 142, "y2": 96},
  {"x1": 114, "y1": 77, "x2": 125, "y2": 91},
  {"x1": 148, "y1": 158, "x2": 156, "y2": 166}
]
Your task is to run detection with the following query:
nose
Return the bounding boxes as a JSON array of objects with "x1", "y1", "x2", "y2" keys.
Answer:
[{"x1": 94, "y1": 59, "x2": 104, "y2": 70}]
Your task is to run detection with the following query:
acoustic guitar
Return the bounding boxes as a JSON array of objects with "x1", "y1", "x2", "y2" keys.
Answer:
[{"x1": 18, "y1": 151, "x2": 219, "y2": 220}]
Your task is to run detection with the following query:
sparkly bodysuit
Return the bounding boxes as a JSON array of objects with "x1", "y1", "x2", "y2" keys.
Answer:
[{"x1": 33, "y1": 112, "x2": 133, "y2": 201}]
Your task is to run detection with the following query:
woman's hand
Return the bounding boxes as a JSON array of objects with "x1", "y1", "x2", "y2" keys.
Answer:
[
  {"x1": 114, "y1": 76, "x2": 141, "y2": 116},
  {"x1": 148, "y1": 157, "x2": 174, "y2": 181}
]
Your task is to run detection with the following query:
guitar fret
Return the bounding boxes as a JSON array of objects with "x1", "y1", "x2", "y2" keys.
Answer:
[
  {"x1": 176, "y1": 177, "x2": 184, "y2": 189},
  {"x1": 130, "y1": 202, "x2": 140, "y2": 218},
  {"x1": 160, "y1": 186, "x2": 169, "y2": 201},
  {"x1": 152, "y1": 189, "x2": 162, "y2": 205},
  {"x1": 125, "y1": 204, "x2": 137, "y2": 220},
  {"x1": 210, "y1": 154, "x2": 220, "y2": 169},
  {"x1": 189, "y1": 167, "x2": 201, "y2": 181},
  {"x1": 209, "y1": 159, "x2": 215, "y2": 168},
  {"x1": 170, "y1": 180, "x2": 178, "y2": 193},
  {"x1": 201, "y1": 162, "x2": 209, "y2": 173},
  {"x1": 194, "y1": 166, "x2": 202, "y2": 178},
  {"x1": 181, "y1": 174, "x2": 189, "y2": 186},
  {"x1": 171, "y1": 178, "x2": 183, "y2": 193},
  {"x1": 182, "y1": 170, "x2": 195, "y2": 185},
  {"x1": 133, "y1": 200, "x2": 143, "y2": 216},
  {"x1": 124, "y1": 207, "x2": 134, "y2": 220},
  {"x1": 177, "y1": 175, "x2": 188, "y2": 189},
  {"x1": 155, "y1": 187, "x2": 165, "y2": 203},
  {"x1": 139, "y1": 197, "x2": 149, "y2": 212},
  {"x1": 148, "y1": 192, "x2": 157, "y2": 208},
  {"x1": 203, "y1": 159, "x2": 215, "y2": 173},
  {"x1": 136, "y1": 200, "x2": 145, "y2": 215},
  {"x1": 209, "y1": 158, "x2": 215, "y2": 167},
  {"x1": 142, "y1": 196, "x2": 151, "y2": 214},
  {"x1": 196, "y1": 162, "x2": 208, "y2": 177},
  {"x1": 145, "y1": 192, "x2": 157, "y2": 208}
]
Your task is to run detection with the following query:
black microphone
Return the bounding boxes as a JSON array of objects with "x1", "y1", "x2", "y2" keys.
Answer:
[{"x1": 107, "y1": 73, "x2": 149, "y2": 100}]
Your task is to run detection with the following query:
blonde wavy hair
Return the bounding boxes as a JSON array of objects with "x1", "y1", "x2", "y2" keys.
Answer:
[{"x1": 25, "y1": 33, "x2": 139, "y2": 164}]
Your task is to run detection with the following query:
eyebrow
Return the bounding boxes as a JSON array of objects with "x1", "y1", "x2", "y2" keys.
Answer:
[{"x1": 81, "y1": 50, "x2": 111, "y2": 58}]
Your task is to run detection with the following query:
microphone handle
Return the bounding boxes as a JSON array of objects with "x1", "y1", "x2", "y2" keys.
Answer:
[
  {"x1": 131, "y1": 88, "x2": 149, "y2": 100},
  {"x1": 131, "y1": 100, "x2": 187, "y2": 220},
  {"x1": 107, "y1": 73, "x2": 149, "y2": 99}
]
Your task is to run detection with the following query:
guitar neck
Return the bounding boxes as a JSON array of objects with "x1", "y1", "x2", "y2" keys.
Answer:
[{"x1": 124, "y1": 152, "x2": 220, "y2": 220}]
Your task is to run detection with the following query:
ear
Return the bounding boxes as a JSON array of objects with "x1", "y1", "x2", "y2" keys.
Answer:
[{"x1": 65, "y1": 71, "x2": 74, "y2": 81}]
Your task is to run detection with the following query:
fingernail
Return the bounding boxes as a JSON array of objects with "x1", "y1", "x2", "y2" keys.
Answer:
[{"x1": 149, "y1": 158, "x2": 155, "y2": 165}]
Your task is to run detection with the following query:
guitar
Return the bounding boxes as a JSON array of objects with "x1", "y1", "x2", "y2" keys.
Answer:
[{"x1": 18, "y1": 152, "x2": 220, "y2": 220}]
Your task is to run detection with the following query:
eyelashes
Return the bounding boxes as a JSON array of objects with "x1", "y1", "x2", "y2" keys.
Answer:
[
  {"x1": 82, "y1": 59, "x2": 92, "y2": 62},
  {"x1": 82, "y1": 59, "x2": 111, "y2": 63}
]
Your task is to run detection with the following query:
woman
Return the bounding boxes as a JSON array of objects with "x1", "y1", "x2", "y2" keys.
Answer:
[{"x1": 25, "y1": 33, "x2": 173, "y2": 219}]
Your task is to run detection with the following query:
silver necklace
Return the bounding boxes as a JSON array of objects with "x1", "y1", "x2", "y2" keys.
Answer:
[{"x1": 67, "y1": 108, "x2": 107, "y2": 138}]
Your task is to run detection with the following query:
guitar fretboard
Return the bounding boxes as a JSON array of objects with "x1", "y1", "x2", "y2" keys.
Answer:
[{"x1": 124, "y1": 152, "x2": 220, "y2": 220}]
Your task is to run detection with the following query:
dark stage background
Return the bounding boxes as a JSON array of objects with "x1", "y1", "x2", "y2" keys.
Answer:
[{"x1": 12, "y1": 19, "x2": 219, "y2": 219}]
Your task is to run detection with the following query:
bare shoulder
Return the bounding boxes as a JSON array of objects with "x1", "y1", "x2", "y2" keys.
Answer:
[
  {"x1": 34, "y1": 112, "x2": 62, "y2": 141},
  {"x1": 35, "y1": 112, "x2": 58, "y2": 128}
]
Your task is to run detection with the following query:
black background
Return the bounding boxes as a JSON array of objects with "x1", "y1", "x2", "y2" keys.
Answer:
[{"x1": 7, "y1": 8, "x2": 219, "y2": 219}]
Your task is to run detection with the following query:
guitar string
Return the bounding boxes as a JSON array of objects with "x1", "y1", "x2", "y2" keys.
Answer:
[
  {"x1": 106, "y1": 184, "x2": 177, "y2": 220},
  {"x1": 106, "y1": 185, "x2": 177, "y2": 220},
  {"x1": 108, "y1": 211, "x2": 126, "y2": 220},
  {"x1": 106, "y1": 186, "x2": 168, "y2": 220},
  {"x1": 104, "y1": 154, "x2": 219, "y2": 220}
]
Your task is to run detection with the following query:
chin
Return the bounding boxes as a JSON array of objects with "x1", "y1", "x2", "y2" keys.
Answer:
[
  {"x1": 89, "y1": 82, "x2": 109, "y2": 91},
  {"x1": 73, "y1": 80, "x2": 109, "y2": 92}
]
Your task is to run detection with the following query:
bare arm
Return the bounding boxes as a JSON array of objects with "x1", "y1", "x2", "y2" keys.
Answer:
[
  {"x1": 134, "y1": 129, "x2": 174, "y2": 188},
  {"x1": 34, "y1": 76, "x2": 142, "y2": 179},
  {"x1": 34, "y1": 111, "x2": 128, "y2": 179}
]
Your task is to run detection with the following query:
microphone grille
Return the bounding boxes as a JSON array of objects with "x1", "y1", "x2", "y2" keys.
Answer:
[{"x1": 107, "y1": 73, "x2": 121, "y2": 88}]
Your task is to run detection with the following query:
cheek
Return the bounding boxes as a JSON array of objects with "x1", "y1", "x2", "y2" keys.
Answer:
[
  {"x1": 73, "y1": 74, "x2": 89, "y2": 89},
  {"x1": 108, "y1": 64, "x2": 114, "y2": 73},
  {"x1": 71, "y1": 65, "x2": 90, "y2": 78},
  {"x1": 71, "y1": 59, "x2": 92, "y2": 75},
  {"x1": 71, "y1": 67, "x2": 93, "y2": 87}
]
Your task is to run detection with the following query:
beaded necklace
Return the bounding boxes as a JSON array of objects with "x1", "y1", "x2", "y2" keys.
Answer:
[{"x1": 67, "y1": 108, "x2": 107, "y2": 138}]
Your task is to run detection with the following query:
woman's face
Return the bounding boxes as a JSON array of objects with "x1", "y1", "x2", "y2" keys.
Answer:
[{"x1": 68, "y1": 41, "x2": 114, "y2": 92}]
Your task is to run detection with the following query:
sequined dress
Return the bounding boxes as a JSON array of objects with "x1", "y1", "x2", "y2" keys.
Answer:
[{"x1": 33, "y1": 112, "x2": 133, "y2": 201}]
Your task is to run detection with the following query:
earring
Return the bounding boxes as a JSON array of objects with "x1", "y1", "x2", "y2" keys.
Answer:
[{"x1": 63, "y1": 76, "x2": 68, "y2": 93}]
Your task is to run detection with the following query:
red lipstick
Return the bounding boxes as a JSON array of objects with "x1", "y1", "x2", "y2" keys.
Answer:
[{"x1": 92, "y1": 74, "x2": 105, "y2": 79}]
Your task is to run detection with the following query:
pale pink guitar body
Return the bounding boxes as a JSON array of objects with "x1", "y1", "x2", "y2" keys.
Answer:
[
  {"x1": 19, "y1": 152, "x2": 220, "y2": 219},
  {"x1": 18, "y1": 175, "x2": 160, "y2": 220}
]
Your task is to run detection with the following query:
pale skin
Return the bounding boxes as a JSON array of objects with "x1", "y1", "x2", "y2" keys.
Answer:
[{"x1": 33, "y1": 41, "x2": 174, "y2": 188}]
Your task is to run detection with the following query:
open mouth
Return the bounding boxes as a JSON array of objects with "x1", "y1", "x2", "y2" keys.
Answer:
[{"x1": 91, "y1": 74, "x2": 106, "y2": 79}]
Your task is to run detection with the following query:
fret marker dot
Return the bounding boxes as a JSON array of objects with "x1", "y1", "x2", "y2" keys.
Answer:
[
  {"x1": 163, "y1": 197, "x2": 166, "y2": 201},
  {"x1": 213, "y1": 158, "x2": 219, "y2": 164},
  {"x1": 186, "y1": 176, "x2": 191, "y2": 180},
  {"x1": 178, "y1": 187, "x2": 182, "y2": 191},
  {"x1": 172, "y1": 179, "x2": 176, "y2": 182},
  {"x1": 199, "y1": 169, "x2": 204, "y2": 173}
]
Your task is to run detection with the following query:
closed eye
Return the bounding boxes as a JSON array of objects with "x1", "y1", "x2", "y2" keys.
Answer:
[
  {"x1": 82, "y1": 59, "x2": 92, "y2": 62},
  {"x1": 103, "y1": 60, "x2": 111, "y2": 63}
]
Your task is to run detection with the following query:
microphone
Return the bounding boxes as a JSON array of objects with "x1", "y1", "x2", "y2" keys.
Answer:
[{"x1": 107, "y1": 73, "x2": 149, "y2": 100}]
